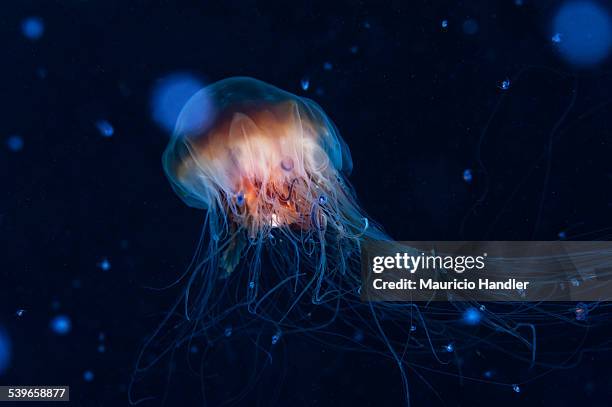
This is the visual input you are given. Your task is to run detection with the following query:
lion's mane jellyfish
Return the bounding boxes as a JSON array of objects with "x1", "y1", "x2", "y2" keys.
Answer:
[
  {"x1": 162, "y1": 77, "x2": 385, "y2": 316},
  {"x1": 136, "y1": 77, "x2": 401, "y2": 403},
  {"x1": 132, "y1": 77, "x2": 612, "y2": 406}
]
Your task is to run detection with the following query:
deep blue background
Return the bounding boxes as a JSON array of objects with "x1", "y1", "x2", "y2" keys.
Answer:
[{"x1": 2, "y1": 1, "x2": 612, "y2": 406}]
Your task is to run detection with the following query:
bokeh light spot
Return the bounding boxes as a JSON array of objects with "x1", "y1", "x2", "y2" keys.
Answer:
[
  {"x1": 6, "y1": 135, "x2": 24, "y2": 152},
  {"x1": 462, "y1": 307, "x2": 482, "y2": 325},
  {"x1": 0, "y1": 328, "x2": 11, "y2": 375},
  {"x1": 50, "y1": 315, "x2": 72, "y2": 335},
  {"x1": 21, "y1": 17, "x2": 44, "y2": 40},
  {"x1": 463, "y1": 19, "x2": 479, "y2": 35},
  {"x1": 95, "y1": 120, "x2": 114, "y2": 138},
  {"x1": 552, "y1": 1, "x2": 612, "y2": 66},
  {"x1": 151, "y1": 73, "x2": 210, "y2": 135}
]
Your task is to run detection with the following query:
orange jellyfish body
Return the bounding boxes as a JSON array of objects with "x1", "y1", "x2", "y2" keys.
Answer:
[
  {"x1": 163, "y1": 77, "x2": 381, "y2": 276},
  {"x1": 164, "y1": 78, "x2": 360, "y2": 231}
]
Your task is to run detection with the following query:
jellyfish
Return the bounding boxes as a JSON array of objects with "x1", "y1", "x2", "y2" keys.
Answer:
[
  {"x1": 161, "y1": 77, "x2": 386, "y2": 310},
  {"x1": 135, "y1": 77, "x2": 612, "y2": 406},
  {"x1": 135, "y1": 76, "x2": 403, "y2": 403}
]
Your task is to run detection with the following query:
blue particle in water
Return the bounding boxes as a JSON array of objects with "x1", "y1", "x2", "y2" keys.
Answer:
[
  {"x1": 97, "y1": 344, "x2": 106, "y2": 353},
  {"x1": 463, "y1": 169, "x2": 473, "y2": 183},
  {"x1": 236, "y1": 192, "x2": 245, "y2": 206},
  {"x1": 484, "y1": 370, "x2": 494, "y2": 378},
  {"x1": 410, "y1": 325, "x2": 417, "y2": 332},
  {"x1": 6, "y1": 135, "x2": 24, "y2": 152},
  {"x1": 445, "y1": 343, "x2": 454, "y2": 352},
  {"x1": 50, "y1": 315, "x2": 72, "y2": 335},
  {"x1": 190, "y1": 345, "x2": 199, "y2": 354},
  {"x1": 271, "y1": 332, "x2": 281, "y2": 345},
  {"x1": 515, "y1": 0, "x2": 524, "y2": 6},
  {"x1": 512, "y1": 384, "x2": 521, "y2": 393},
  {"x1": 318, "y1": 194, "x2": 328, "y2": 205},
  {"x1": 558, "y1": 230, "x2": 567, "y2": 239},
  {"x1": 350, "y1": 45, "x2": 359, "y2": 54},
  {"x1": 499, "y1": 78, "x2": 511, "y2": 90},
  {"x1": 224, "y1": 327, "x2": 232, "y2": 337},
  {"x1": 21, "y1": 17, "x2": 44, "y2": 41},
  {"x1": 83, "y1": 370, "x2": 94, "y2": 382},
  {"x1": 323, "y1": 62, "x2": 333, "y2": 71},
  {"x1": 15, "y1": 309, "x2": 26, "y2": 318},
  {"x1": 462, "y1": 307, "x2": 482, "y2": 325},
  {"x1": 151, "y1": 73, "x2": 209, "y2": 134},
  {"x1": 248, "y1": 281, "x2": 255, "y2": 289},
  {"x1": 0, "y1": 328, "x2": 11, "y2": 375},
  {"x1": 552, "y1": 1, "x2": 612, "y2": 66},
  {"x1": 441, "y1": 20, "x2": 448, "y2": 29},
  {"x1": 575, "y1": 302, "x2": 588, "y2": 320},
  {"x1": 97, "y1": 258, "x2": 111, "y2": 271},
  {"x1": 300, "y1": 77, "x2": 310, "y2": 91},
  {"x1": 353, "y1": 330, "x2": 364, "y2": 342},
  {"x1": 95, "y1": 120, "x2": 114, "y2": 138},
  {"x1": 463, "y1": 19, "x2": 479, "y2": 35}
]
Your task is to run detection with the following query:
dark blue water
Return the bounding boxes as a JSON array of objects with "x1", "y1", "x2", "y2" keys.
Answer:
[{"x1": 2, "y1": 1, "x2": 612, "y2": 406}]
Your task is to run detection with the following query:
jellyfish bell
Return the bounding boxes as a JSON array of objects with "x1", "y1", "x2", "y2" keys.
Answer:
[{"x1": 163, "y1": 77, "x2": 374, "y2": 276}]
